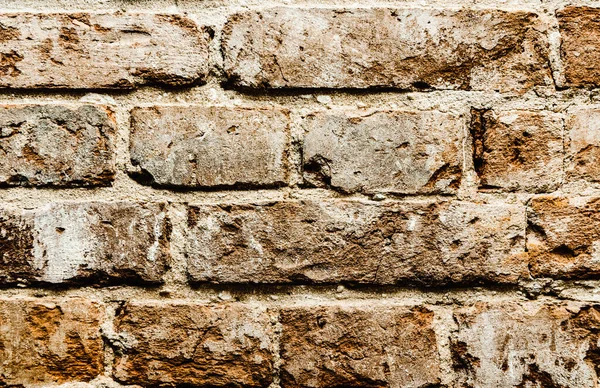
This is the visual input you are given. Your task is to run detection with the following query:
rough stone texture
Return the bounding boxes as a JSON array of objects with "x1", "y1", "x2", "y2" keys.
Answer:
[
  {"x1": 130, "y1": 106, "x2": 289, "y2": 188},
  {"x1": 302, "y1": 110, "x2": 463, "y2": 194},
  {"x1": 527, "y1": 196, "x2": 600, "y2": 279},
  {"x1": 452, "y1": 302, "x2": 600, "y2": 388},
  {"x1": 0, "y1": 298, "x2": 104, "y2": 385},
  {"x1": 113, "y1": 302, "x2": 275, "y2": 387},
  {"x1": 565, "y1": 107, "x2": 600, "y2": 183},
  {"x1": 0, "y1": 13, "x2": 210, "y2": 89},
  {"x1": 0, "y1": 202, "x2": 171, "y2": 285},
  {"x1": 185, "y1": 200, "x2": 526, "y2": 286},
  {"x1": 0, "y1": 104, "x2": 115, "y2": 187},
  {"x1": 558, "y1": 6, "x2": 600, "y2": 87},
  {"x1": 470, "y1": 109, "x2": 563, "y2": 193},
  {"x1": 222, "y1": 7, "x2": 551, "y2": 92},
  {"x1": 280, "y1": 305, "x2": 440, "y2": 388}
]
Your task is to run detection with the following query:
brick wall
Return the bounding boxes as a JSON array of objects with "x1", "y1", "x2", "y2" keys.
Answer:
[{"x1": 1, "y1": 0, "x2": 600, "y2": 386}]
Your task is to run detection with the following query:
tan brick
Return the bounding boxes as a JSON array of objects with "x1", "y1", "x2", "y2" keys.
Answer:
[
  {"x1": 130, "y1": 106, "x2": 289, "y2": 188},
  {"x1": 0, "y1": 104, "x2": 115, "y2": 187},
  {"x1": 0, "y1": 298, "x2": 104, "y2": 385},
  {"x1": 185, "y1": 200, "x2": 526, "y2": 285},
  {"x1": 453, "y1": 302, "x2": 600, "y2": 388},
  {"x1": 558, "y1": 6, "x2": 600, "y2": 87},
  {"x1": 113, "y1": 302, "x2": 275, "y2": 387},
  {"x1": 0, "y1": 202, "x2": 171, "y2": 285},
  {"x1": 565, "y1": 107, "x2": 600, "y2": 183},
  {"x1": 0, "y1": 13, "x2": 210, "y2": 89},
  {"x1": 302, "y1": 110, "x2": 463, "y2": 194},
  {"x1": 222, "y1": 7, "x2": 551, "y2": 92},
  {"x1": 471, "y1": 109, "x2": 563, "y2": 193},
  {"x1": 280, "y1": 305, "x2": 440, "y2": 388},
  {"x1": 527, "y1": 196, "x2": 600, "y2": 279}
]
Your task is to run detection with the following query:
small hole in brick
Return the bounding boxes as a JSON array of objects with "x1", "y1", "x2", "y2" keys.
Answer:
[
  {"x1": 317, "y1": 316, "x2": 327, "y2": 328},
  {"x1": 412, "y1": 81, "x2": 431, "y2": 89}
]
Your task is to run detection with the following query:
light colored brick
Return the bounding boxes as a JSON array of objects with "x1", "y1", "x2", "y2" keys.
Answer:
[
  {"x1": 471, "y1": 109, "x2": 563, "y2": 193},
  {"x1": 113, "y1": 302, "x2": 275, "y2": 387},
  {"x1": 302, "y1": 110, "x2": 463, "y2": 194},
  {"x1": 0, "y1": 104, "x2": 115, "y2": 186},
  {"x1": 0, "y1": 298, "x2": 104, "y2": 385},
  {"x1": 565, "y1": 107, "x2": 600, "y2": 183},
  {"x1": 185, "y1": 200, "x2": 526, "y2": 285},
  {"x1": 527, "y1": 196, "x2": 600, "y2": 279},
  {"x1": 130, "y1": 106, "x2": 289, "y2": 188},
  {"x1": 0, "y1": 202, "x2": 171, "y2": 285},
  {"x1": 222, "y1": 7, "x2": 551, "y2": 92},
  {"x1": 280, "y1": 305, "x2": 441, "y2": 388},
  {"x1": 0, "y1": 13, "x2": 210, "y2": 88},
  {"x1": 453, "y1": 302, "x2": 600, "y2": 387}
]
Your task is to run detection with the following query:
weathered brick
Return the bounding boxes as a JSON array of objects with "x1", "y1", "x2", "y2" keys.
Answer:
[
  {"x1": 222, "y1": 7, "x2": 551, "y2": 92},
  {"x1": 185, "y1": 200, "x2": 526, "y2": 286},
  {"x1": 558, "y1": 6, "x2": 600, "y2": 87},
  {"x1": 0, "y1": 202, "x2": 170, "y2": 285},
  {"x1": 113, "y1": 302, "x2": 275, "y2": 387},
  {"x1": 0, "y1": 298, "x2": 104, "y2": 385},
  {"x1": 0, "y1": 104, "x2": 115, "y2": 187},
  {"x1": 0, "y1": 13, "x2": 210, "y2": 89},
  {"x1": 302, "y1": 110, "x2": 463, "y2": 194},
  {"x1": 280, "y1": 305, "x2": 441, "y2": 388},
  {"x1": 565, "y1": 107, "x2": 600, "y2": 183},
  {"x1": 130, "y1": 106, "x2": 289, "y2": 188},
  {"x1": 453, "y1": 302, "x2": 600, "y2": 387},
  {"x1": 471, "y1": 109, "x2": 563, "y2": 193},
  {"x1": 527, "y1": 196, "x2": 600, "y2": 279}
]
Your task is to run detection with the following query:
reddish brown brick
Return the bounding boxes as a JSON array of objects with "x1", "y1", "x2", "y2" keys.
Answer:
[
  {"x1": 0, "y1": 104, "x2": 115, "y2": 187},
  {"x1": 130, "y1": 106, "x2": 289, "y2": 188},
  {"x1": 0, "y1": 298, "x2": 104, "y2": 385},
  {"x1": 558, "y1": 6, "x2": 600, "y2": 87},
  {"x1": 0, "y1": 13, "x2": 210, "y2": 89},
  {"x1": 280, "y1": 305, "x2": 441, "y2": 388},
  {"x1": 113, "y1": 302, "x2": 275, "y2": 387},
  {"x1": 527, "y1": 196, "x2": 600, "y2": 279},
  {"x1": 471, "y1": 109, "x2": 563, "y2": 193},
  {"x1": 223, "y1": 7, "x2": 551, "y2": 92}
]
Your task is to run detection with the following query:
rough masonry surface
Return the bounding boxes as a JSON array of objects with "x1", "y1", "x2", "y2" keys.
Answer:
[
  {"x1": 0, "y1": 13, "x2": 210, "y2": 88},
  {"x1": 0, "y1": 202, "x2": 171, "y2": 285},
  {"x1": 130, "y1": 106, "x2": 289, "y2": 188},
  {"x1": 302, "y1": 110, "x2": 464, "y2": 194},
  {"x1": 222, "y1": 7, "x2": 551, "y2": 92},
  {"x1": 0, "y1": 2, "x2": 599, "y2": 387},
  {"x1": 112, "y1": 302, "x2": 275, "y2": 387},
  {"x1": 0, "y1": 298, "x2": 104, "y2": 386},
  {"x1": 0, "y1": 104, "x2": 116, "y2": 186},
  {"x1": 185, "y1": 200, "x2": 526, "y2": 286}
]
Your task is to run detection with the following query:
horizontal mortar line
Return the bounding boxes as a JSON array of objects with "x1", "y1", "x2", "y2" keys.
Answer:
[
  {"x1": 0, "y1": 1, "x2": 560, "y2": 13},
  {"x1": 1, "y1": 190, "x2": 597, "y2": 210},
  {"x1": 0, "y1": 281, "x2": 598, "y2": 303},
  {"x1": 0, "y1": 78, "x2": 588, "y2": 99},
  {"x1": 0, "y1": 85, "x2": 535, "y2": 101},
  {"x1": 0, "y1": 186, "x2": 534, "y2": 205},
  {"x1": 0, "y1": 89, "x2": 593, "y2": 114}
]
